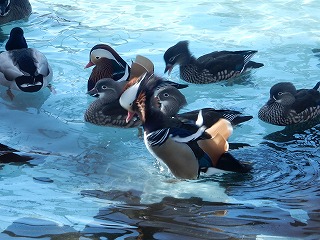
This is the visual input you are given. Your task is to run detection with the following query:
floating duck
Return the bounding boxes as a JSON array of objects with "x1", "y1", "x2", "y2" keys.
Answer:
[
  {"x1": 163, "y1": 40, "x2": 264, "y2": 84},
  {"x1": 0, "y1": 27, "x2": 53, "y2": 100},
  {"x1": 258, "y1": 81, "x2": 320, "y2": 126},
  {"x1": 85, "y1": 78, "x2": 141, "y2": 128},
  {"x1": 119, "y1": 73, "x2": 252, "y2": 179},
  {"x1": 84, "y1": 55, "x2": 188, "y2": 128},
  {"x1": 155, "y1": 86, "x2": 253, "y2": 126},
  {"x1": 0, "y1": 0, "x2": 32, "y2": 25},
  {"x1": 85, "y1": 44, "x2": 131, "y2": 92}
]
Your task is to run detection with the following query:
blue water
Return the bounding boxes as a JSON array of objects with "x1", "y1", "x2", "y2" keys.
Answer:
[{"x1": 0, "y1": 0, "x2": 319, "y2": 239}]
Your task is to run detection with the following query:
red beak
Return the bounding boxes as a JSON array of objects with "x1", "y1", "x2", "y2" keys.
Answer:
[
  {"x1": 164, "y1": 65, "x2": 173, "y2": 75},
  {"x1": 126, "y1": 111, "x2": 136, "y2": 123},
  {"x1": 85, "y1": 61, "x2": 95, "y2": 68}
]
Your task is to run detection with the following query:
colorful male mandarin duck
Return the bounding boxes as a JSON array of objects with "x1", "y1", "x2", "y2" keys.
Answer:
[
  {"x1": 155, "y1": 86, "x2": 253, "y2": 126},
  {"x1": 84, "y1": 55, "x2": 187, "y2": 128},
  {"x1": 163, "y1": 40, "x2": 264, "y2": 84},
  {"x1": 0, "y1": 0, "x2": 32, "y2": 25},
  {"x1": 0, "y1": 27, "x2": 53, "y2": 100},
  {"x1": 258, "y1": 81, "x2": 320, "y2": 126},
  {"x1": 119, "y1": 73, "x2": 252, "y2": 179},
  {"x1": 85, "y1": 44, "x2": 131, "y2": 92}
]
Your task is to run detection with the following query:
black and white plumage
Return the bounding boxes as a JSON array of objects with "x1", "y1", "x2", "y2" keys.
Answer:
[
  {"x1": 155, "y1": 86, "x2": 253, "y2": 126},
  {"x1": 163, "y1": 41, "x2": 264, "y2": 84},
  {"x1": 119, "y1": 73, "x2": 251, "y2": 179},
  {"x1": 0, "y1": 27, "x2": 53, "y2": 100},
  {"x1": 258, "y1": 82, "x2": 320, "y2": 126},
  {"x1": 0, "y1": 0, "x2": 31, "y2": 25}
]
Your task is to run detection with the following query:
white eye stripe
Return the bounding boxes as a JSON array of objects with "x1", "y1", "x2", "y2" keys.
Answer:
[{"x1": 169, "y1": 54, "x2": 180, "y2": 62}]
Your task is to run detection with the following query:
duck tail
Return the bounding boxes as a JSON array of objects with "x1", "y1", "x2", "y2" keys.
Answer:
[
  {"x1": 230, "y1": 115, "x2": 253, "y2": 126},
  {"x1": 245, "y1": 61, "x2": 264, "y2": 69},
  {"x1": 215, "y1": 152, "x2": 252, "y2": 173},
  {"x1": 313, "y1": 81, "x2": 320, "y2": 92}
]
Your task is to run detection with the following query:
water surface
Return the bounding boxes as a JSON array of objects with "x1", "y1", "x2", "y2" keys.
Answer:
[{"x1": 0, "y1": 0, "x2": 319, "y2": 239}]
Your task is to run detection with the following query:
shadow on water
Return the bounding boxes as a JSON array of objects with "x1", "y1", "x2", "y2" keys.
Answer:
[
  {"x1": 312, "y1": 48, "x2": 320, "y2": 68},
  {"x1": 0, "y1": 27, "x2": 8, "y2": 44},
  {"x1": 263, "y1": 117, "x2": 320, "y2": 145},
  {"x1": 1, "y1": 186, "x2": 319, "y2": 239},
  {"x1": 0, "y1": 120, "x2": 319, "y2": 239}
]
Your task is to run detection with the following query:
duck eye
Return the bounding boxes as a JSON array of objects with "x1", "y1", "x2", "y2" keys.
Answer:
[
  {"x1": 102, "y1": 85, "x2": 107, "y2": 89},
  {"x1": 278, "y1": 92, "x2": 283, "y2": 95},
  {"x1": 169, "y1": 56, "x2": 176, "y2": 62},
  {"x1": 163, "y1": 93, "x2": 169, "y2": 97},
  {"x1": 96, "y1": 56, "x2": 100, "y2": 59}
]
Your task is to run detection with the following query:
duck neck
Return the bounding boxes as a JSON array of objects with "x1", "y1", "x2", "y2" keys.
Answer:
[
  {"x1": 180, "y1": 53, "x2": 196, "y2": 66},
  {"x1": 142, "y1": 102, "x2": 168, "y2": 134}
]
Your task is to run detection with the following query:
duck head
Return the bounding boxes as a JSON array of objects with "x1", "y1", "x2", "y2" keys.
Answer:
[
  {"x1": 85, "y1": 44, "x2": 127, "y2": 69},
  {"x1": 164, "y1": 40, "x2": 191, "y2": 74},
  {"x1": 87, "y1": 78, "x2": 126, "y2": 101},
  {"x1": 267, "y1": 82, "x2": 297, "y2": 106},
  {"x1": 154, "y1": 86, "x2": 187, "y2": 117},
  {"x1": 120, "y1": 72, "x2": 157, "y2": 123},
  {"x1": 5, "y1": 27, "x2": 28, "y2": 50}
]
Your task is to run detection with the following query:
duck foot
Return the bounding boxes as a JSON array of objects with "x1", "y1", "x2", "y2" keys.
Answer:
[{"x1": 48, "y1": 84, "x2": 56, "y2": 94}]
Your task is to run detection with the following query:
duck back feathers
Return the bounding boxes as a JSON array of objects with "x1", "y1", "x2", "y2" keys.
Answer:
[
  {"x1": 164, "y1": 40, "x2": 263, "y2": 84},
  {"x1": 0, "y1": 0, "x2": 32, "y2": 25}
]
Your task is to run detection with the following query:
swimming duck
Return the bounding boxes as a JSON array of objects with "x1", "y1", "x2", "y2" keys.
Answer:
[
  {"x1": 155, "y1": 86, "x2": 253, "y2": 126},
  {"x1": 84, "y1": 55, "x2": 187, "y2": 128},
  {"x1": 85, "y1": 78, "x2": 142, "y2": 128},
  {"x1": 119, "y1": 73, "x2": 252, "y2": 179},
  {"x1": 163, "y1": 40, "x2": 264, "y2": 84},
  {"x1": 85, "y1": 44, "x2": 131, "y2": 92},
  {"x1": 0, "y1": 27, "x2": 53, "y2": 100},
  {"x1": 0, "y1": 0, "x2": 31, "y2": 25},
  {"x1": 258, "y1": 81, "x2": 320, "y2": 126}
]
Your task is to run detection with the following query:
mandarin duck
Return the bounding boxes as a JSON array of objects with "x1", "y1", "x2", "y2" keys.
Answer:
[
  {"x1": 0, "y1": 27, "x2": 53, "y2": 100},
  {"x1": 84, "y1": 55, "x2": 188, "y2": 128},
  {"x1": 119, "y1": 73, "x2": 252, "y2": 179},
  {"x1": 84, "y1": 78, "x2": 141, "y2": 128},
  {"x1": 258, "y1": 81, "x2": 320, "y2": 126},
  {"x1": 0, "y1": 0, "x2": 31, "y2": 25},
  {"x1": 155, "y1": 86, "x2": 253, "y2": 126},
  {"x1": 85, "y1": 44, "x2": 132, "y2": 92},
  {"x1": 163, "y1": 40, "x2": 264, "y2": 84}
]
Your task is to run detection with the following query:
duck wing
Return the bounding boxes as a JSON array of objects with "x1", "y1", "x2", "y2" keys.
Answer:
[
  {"x1": 101, "y1": 100, "x2": 128, "y2": 116},
  {"x1": 177, "y1": 108, "x2": 253, "y2": 126},
  {"x1": 292, "y1": 87, "x2": 320, "y2": 114},
  {"x1": 197, "y1": 50, "x2": 258, "y2": 73}
]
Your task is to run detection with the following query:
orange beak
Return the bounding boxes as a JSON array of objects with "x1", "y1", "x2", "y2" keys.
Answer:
[{"x1": 85, "y1": 61, "x2": 95, "y2": 68}]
